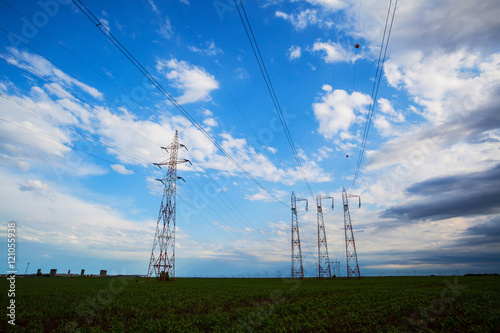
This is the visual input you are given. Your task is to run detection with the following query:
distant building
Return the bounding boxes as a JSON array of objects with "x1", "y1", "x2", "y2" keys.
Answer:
[
  {"x1": 50, "y1": 269, "x2": 57, "y2": 277},
  {"x1": 81, "y1": 269, "x2": 85, "y2": 276},
  {"x1": 100, "y1": 270, "x2": 107, "y2": 277}
]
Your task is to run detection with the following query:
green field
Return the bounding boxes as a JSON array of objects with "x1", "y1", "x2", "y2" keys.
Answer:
[{"x1": 2, "y1": 275, "x2": 499, "y2": 332}]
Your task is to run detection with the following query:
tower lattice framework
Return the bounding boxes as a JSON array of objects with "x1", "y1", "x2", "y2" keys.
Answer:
[
  {"x1": 291, "y1": 191, "x2": 307, "y2": 279},
  {"x1": 342, "y1": 187, "x2": 361, "y2": 278},
  {"x1": 316, "y1": 195, "x2": 333, "y2": 278},
  {"x1": 147, "y1": 131, "x2": 190, "y2": 282}
]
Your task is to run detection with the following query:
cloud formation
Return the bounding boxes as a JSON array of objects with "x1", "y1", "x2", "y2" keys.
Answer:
[
  {"x1": 156, "y1": 58, "x2": 219, "y2": 105},
  {"x1": 380, "y1": 164, "x2": 500, "y2": 222},
  {"x1": 312, "y1": 88, "x2": 371, "y2": 139}
]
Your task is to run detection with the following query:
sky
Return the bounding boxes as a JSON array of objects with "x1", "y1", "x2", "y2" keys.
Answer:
[{"x1": 0, "y1": 0, "x2": 499, "y2": 277}]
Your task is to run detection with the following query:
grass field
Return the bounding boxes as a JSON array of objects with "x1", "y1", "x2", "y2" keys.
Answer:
[{"x1": 2, "y1": 275, "x2": 499, "y2": 332}]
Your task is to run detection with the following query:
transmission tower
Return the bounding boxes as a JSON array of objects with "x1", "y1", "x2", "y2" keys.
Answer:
[
  {"x1": 147, "y1": 131, "x2": 190, "y2": 282},
  {"x1": 342, "y1": 187, "x2": 361, "y2": 278},
  {"x1": 331, "y1": 259, "x2": 341, "y2": 277},
  {"x1": 291, "y1": 191, "x2": 308, "y2": 279},
  {"x1": 316, "y1": 195, "x2": 333, "y2": 278}
]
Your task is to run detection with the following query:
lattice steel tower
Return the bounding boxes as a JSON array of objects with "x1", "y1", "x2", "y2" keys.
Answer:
[
  {"x1": 291, "y1": 191, "x2": 308, "y2": 279},
  {"x1": 342, "y1": 187, "x2": 361, "y2": 278},
  {"x1": 316, "y1": 195, "x2": 334, "y2": 278},
  {"x1": 147, "y1": 131, "x2": 190, "y2": 282}
]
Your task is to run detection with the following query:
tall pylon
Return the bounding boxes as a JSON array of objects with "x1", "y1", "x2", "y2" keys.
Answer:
[
  {"x1": 147, "y1": 131, "x2": 190, "y2": 282},
  {"x1": 291, "y1": 191, "x2": 308, "y2": 279},
  {"x1": 342, "y1": 187, "x2": 361, "y2": 278},
  {"x1": 316, "y1": 195, "x2": 333, "y2": 278}
]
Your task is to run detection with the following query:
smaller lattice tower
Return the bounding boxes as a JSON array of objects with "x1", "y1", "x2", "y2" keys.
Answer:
[
  {"x1": 147, "y1": 131, "x2": 190, "y2": 282},
  {"x1": 291, "y1": 191, "x2": 308, "y2": 279},
  {"x1": 342, "y1": 187, "x2": 361, "y2": 278},
  {"x1": 316, "y1": 195, "x2": 334, "y2": 278},
  {"x1": 333, "y1": 259, "x2": 341, "y2": 277}
]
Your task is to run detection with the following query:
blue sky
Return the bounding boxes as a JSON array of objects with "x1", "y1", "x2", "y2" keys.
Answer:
[{"x1": 1, "y1": 0, "x2": 499, "y2": 277}]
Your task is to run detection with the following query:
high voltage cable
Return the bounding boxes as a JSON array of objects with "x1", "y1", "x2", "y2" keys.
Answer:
[
  {"x1": 351, "y1": 0, "x2": 398, "y2": 189},
  {"x1": 233, "y1": 0, "x2": 314, "y2": 198},
  {"x1": 72, "y1": 0, "x2": 289, "y2": 208}
]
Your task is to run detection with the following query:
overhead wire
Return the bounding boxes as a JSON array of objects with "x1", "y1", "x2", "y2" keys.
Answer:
[
  {"x1": 72, "y1": 0, "x2": 289, "y2": 208},
  {"x1": 233, "y1": 0, "x2": 315, "y2": 198},
  {"x1": 351, "y1": 0, "x2": 398, "y2": 189}
]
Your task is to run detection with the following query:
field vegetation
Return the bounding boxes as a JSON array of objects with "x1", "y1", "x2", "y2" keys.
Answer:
[{"x1": 1, "y1": 275, "x2": 499, "y2": 332}]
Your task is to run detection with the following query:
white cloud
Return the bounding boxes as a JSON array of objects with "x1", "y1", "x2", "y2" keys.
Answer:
[
  {"x1": 312, "y1": 40, "x2": 359, "y2": 63},
  {"x1": 201, "y1": 108, "x2": 213, "y2": 117},
  {"x1": 306, "y1": 0, "x2": 347, "y2": 11},
  {"x1": 288, "y1": 45, "x2": 301, "y2": 60},
  {"x1": 372, "y1": 98, "x2": 405, "y2": 137},
  {"x1": 148, "y1": 0, "x2": 159, "y2": 13},
  {"x1": 0, "y1": 170, "x2": 154, "y2": 260},
  {"x1": 99, "y1": 18, "x2": 110, "y2": 31},
  {"x1": 354, "y1": 0, "x2": 500, "y2": 57},
  {"x1": 267, "y1": 147, "x2": 277, "y2": 154},
  {"x1": 312, "y1": 89, "x2": 371, "y2": 139},
  {"x1": 203, "y1": 117, "x2": 218, "y2": 127},
  {"x1": 156, "y1": 58, "x2": 219, "y2": 104},
  {"x1": 189, "y1": 40, "x2": 222, "y2": 56},
  {"x1": 2, "y1": 48, "x2": 103, "y2": 100},
  {"x1": 384, "y1": 50, "x2": 499, "y2": 124},
  {"x1": 18, "y1": 179, "x2": 51, "y2": 197},
  {"x1": 245, "y1": 188, "x2": 287, "y2": 202},
  {"x1": 235, "y1": 67, "x2": 250, "y2": 80},
  {"x1": 158, "y1": 16, "x2": 173, "y2": 39},
  {"x1": 315, "y1": 146, "x2": 333, "y2": 161},
  {"x1": 111, "y1": 164, "x2": 134, "y2": 175},
  {"x1": 275, "y1": 9, "x2": 320, "y2": 30}
]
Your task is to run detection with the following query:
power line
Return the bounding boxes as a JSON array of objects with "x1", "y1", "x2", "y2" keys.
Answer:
[
  {"x1": 351, "y1": 0, "x2": 398, "y2": 189},
  {"x1": 233, "y1": 0, "x2": 314, "y2": 198},
  {"x1": 72, "y1": 0, "x2": 289, "y2": 208}
]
